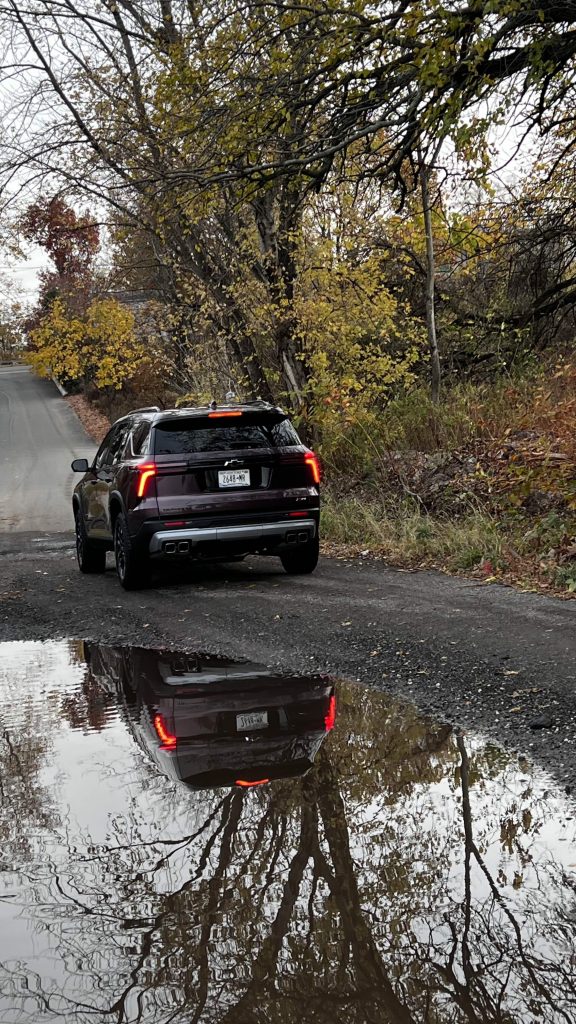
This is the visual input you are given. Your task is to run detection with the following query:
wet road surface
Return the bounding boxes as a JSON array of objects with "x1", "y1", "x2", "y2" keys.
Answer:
[
  {"x1": 0, "y1": 365, "x2": 94, "y2": 533},
  {"x1": 1, "y1": 638, "x2": 575, "y2": 1024}
]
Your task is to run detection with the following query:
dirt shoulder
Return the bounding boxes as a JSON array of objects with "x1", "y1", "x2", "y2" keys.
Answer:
[
  {"x1": 1, "y1": 538, "x2": 576, "y2": 792},
  {"x1": 65, "y1": 394, "x2": 111, "y2": 443}
]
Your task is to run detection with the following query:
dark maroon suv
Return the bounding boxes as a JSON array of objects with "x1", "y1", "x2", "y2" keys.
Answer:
[{"x1": 71, "y1": 401, "x2": 320, "y2": 589}]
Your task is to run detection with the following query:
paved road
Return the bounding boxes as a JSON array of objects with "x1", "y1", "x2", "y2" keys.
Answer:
[{"x1": 0, "y1": 365, "x2": 95, "y2": 533}]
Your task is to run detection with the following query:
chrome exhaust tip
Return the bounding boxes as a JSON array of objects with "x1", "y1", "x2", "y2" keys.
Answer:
[{"x1": 164, "y1": 541, "x2": 177, "y2": 554}]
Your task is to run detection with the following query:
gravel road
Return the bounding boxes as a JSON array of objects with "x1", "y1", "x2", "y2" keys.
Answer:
[{"x1": 1, "y1": 364, "x2": 576, "y2": 790}]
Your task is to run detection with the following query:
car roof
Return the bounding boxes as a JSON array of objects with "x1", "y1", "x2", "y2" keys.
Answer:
[{"x1": 113, "y1": 401, "x2": 287, "y2": 427}]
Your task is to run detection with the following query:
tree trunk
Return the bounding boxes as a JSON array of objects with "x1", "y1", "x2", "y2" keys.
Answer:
[
  {"x1": 418, "y1": 148, "x2": 441, "y2": 404},
  {"x1": 166, "y1": 219, "x2": 275, "y2": 403},
  {"x1": 253, "y1": 189, "x2": 310, "y2": 414},
  {"x1": 224, "y1": 309, "x2": 275, "y2": 403}
]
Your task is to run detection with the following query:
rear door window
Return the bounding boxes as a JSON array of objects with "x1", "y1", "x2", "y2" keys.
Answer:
[
  {"x1": 153, "y1": 416, "x2": 301, "y2": 455},
  {"x1": 94, "y1": 428, "x2": 115, "y2": 469},
  {"x1": 109, "y1": 421, "x2": 133, "y2": 465}
]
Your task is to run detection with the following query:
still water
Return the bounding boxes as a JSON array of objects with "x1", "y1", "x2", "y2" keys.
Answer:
[{"x1": 0, "y1": 639, "x2": 575, "y2": 1023}]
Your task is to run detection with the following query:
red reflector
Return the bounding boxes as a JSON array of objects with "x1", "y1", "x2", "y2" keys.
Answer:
[
  {"x1": 153, "y1": 714, "x2": 177, "y2": 750},
  {"x1": 137, "y1": 462, "x2": 157, "y2": 498},
  {"x1": 305, "y1": 452, "x2": 321, "y2": 484},
  {"x1": 289, "y1": 511, "x2": 309, "y2": 518},
  {"x1": 165, "y1": 521, "x2": 186, "y2": 527},
  {"x1": 324, "y1": 694, "x2": 336, "y2": 732},
  {"x1": 235, "y1": 778, "x2": 270, "y2": 787},
  {"x1": 208, "y1": 411, "x2": 243, "y2": 418}
]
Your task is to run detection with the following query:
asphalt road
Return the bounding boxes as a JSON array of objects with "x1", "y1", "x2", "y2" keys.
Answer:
[
  {"x1": 0, "y1": 364, "x2": 95, "y2": 533},
  {"x1": 1, "y1": 363, "x2": 576, "y2": 789}
]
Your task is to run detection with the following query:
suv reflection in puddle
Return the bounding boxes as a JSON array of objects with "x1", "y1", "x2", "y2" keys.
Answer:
[{"x1": 84, "y1": 644, "x2": 336, "y2": 789}]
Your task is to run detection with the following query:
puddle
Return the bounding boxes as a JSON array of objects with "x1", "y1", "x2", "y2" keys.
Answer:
[{"x1": 0, "y1": 640, "x2": 575, "y2": 1023}]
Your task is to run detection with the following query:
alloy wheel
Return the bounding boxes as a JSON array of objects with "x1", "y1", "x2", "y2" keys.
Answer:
[
  {"x1": 75, "y1": 516, "x2": 84, "y2": 566},
  {"x1": 115, "y1": 520, "x2": 126, "y2": 582}
]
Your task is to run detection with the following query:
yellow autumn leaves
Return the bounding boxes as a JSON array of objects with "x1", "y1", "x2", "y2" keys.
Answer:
[{"x1": 28, "y1": 298, "x2": 149, "y2": 389}]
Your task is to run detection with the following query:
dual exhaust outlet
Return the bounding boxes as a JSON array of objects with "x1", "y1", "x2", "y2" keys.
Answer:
[
  {"x1": 285, "y1": 530, "x2": 309, "y2": 544},
  {"x1": 164, "y1": 540, "x2": 190, "y2": 555},
  {"x1": 162, "y1": 529, "x2": 309, "y2": 556}
]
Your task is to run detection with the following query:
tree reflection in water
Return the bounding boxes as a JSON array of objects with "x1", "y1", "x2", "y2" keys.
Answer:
[{"x1": 0, "y1": 640, "x2": 575, "y2": 1023}]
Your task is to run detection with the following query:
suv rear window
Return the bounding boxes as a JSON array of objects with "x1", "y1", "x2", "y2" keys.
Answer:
[{"x1": 153, "y1": 416, "x2": 301, "y2": 454}]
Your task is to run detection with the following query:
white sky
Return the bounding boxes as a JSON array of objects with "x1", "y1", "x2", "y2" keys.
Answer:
[{"x1": 0, "y1": 243, "x2": 48, "y2": 305}]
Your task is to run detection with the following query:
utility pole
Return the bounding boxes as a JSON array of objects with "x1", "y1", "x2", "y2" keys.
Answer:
[{"x1": 418, "y1": 146, "x2": 441, "y2": 404}]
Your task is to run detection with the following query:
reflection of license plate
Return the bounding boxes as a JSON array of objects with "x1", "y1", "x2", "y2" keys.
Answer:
[
  {"x1": 218, "y1": 469, "x2": 250, "y2": 488},
  {"x1": 236, "y1": 710, "x2": 268, "y2": 731}
]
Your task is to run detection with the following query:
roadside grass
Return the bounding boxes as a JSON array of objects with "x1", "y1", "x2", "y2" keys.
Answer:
[
  {"x1": 321, "y1": 490, "x2": 576, "y2": 595},
  {"x1": 321, "y1": 494, "x2": 507, "y2": 573},
  {"x1": 319, "y1": 360, "x2": 576, "y2": 594}
]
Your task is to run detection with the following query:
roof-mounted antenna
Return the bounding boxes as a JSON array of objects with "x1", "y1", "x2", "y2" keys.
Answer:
[{"x1": 209, "y1": 399, "x2": 217, "y2": 410}]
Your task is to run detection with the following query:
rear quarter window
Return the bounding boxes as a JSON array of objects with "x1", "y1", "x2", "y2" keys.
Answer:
[
  {"x1": 153, "y1": 416, "x2": 301, "y2": 454},
  {"x1": 131, "y1": 420, "x2": 151, "y2": 456}
]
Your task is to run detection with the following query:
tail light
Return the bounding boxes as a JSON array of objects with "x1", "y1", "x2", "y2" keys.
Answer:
[
  {"x1": 305, "y1": 452, "x2": 321, "y2": 484},
  {"x1": 137, "y1": 462, "x2": 157, "y2": 498},
  {"x1": 153, "y1": 713, "x2": 177, "y2": 750},
  {"x1": 324, "y1": 694, "x2": 336, "y2": 732},
  {"x1": 208, "y1": 411, "x2": 243, "y2": 418},
  {"x1": 235, "y1": 778, "x2": 270, "y2": 787}
]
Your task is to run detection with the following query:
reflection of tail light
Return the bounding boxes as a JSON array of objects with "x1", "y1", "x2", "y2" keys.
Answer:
[
  {"x1": 235, "y1": 779, "x2": 269, "y2": 788},
  {"x1": 324, "y1": 694, "x2": 336, "y2": 731},
  {"x1": 154, "y1": 714, "x2": 177, "y2": 750}
]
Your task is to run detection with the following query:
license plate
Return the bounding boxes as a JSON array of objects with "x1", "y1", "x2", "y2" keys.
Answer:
[
  {"x1": 218, "y1": 469, "x2": 250, "y2": 488},
  {"x1": 236, "y1": 710, "x2": 268, "y2": 731}
]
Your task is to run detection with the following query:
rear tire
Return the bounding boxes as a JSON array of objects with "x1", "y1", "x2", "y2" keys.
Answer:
[
  {"x1": 75, "y1": 510, "x2": 106, "y2": 574},
  {"x1": 280, "y1": 535, "x2": 319, "y2": 575},
  {"x1": 114, "y1": 513, "x2": 149, "y2": 590}
]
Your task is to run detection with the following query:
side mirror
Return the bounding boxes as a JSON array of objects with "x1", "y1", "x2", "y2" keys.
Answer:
[{"x1": 71, "y1": 458, "x2": 90, "y2": 473}]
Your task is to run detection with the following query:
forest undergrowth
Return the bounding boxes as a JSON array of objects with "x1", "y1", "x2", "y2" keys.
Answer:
[{"x1": 320, "y1": 360, "x2": 576, "y2": 595}]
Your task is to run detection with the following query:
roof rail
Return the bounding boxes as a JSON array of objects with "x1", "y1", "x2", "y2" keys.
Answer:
[{"x1": 130, "y1": 406, "x2": 161, "y2": 415}]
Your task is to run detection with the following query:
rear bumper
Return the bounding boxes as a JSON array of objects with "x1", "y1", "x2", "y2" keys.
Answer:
[{"x1": 149, "y1": 518, "x2": 317, "y2": 557}]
